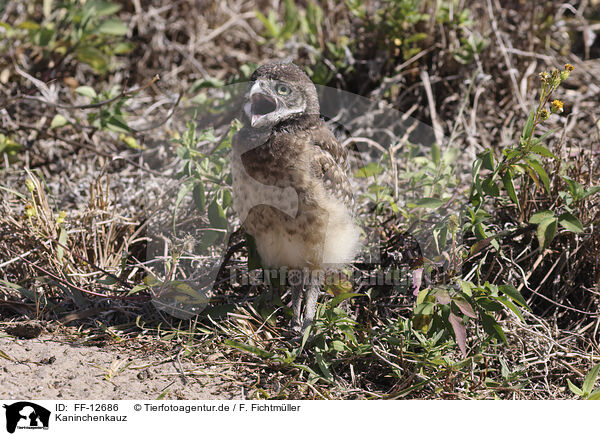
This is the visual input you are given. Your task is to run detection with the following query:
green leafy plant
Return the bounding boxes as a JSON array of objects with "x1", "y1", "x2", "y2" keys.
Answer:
[
  {"x1": 255, "y1": 0, "x2": 351, "y2": 84},
  {"x1": 0, "y1": 134, "x2": 23, "y2": 165},
  {"x1": 171, "y1": 120, "x2": 240, "y2": 252},
  {"x1": 1, "y1": 0, "x2": 133, "y2": 73},
  {"x1": 346, "y1": 0, "x2": 485, "y2": 68},
  {"x1": 567, "y1": 363, "x2": 600, "y2": 400},
  {"x1": 79, "y1": 85, "x2": 130, "y2": 132},
  {"x1": 347, "y1": 0, "x2": 429, "y2": 59},
  {"x1": 469, "y1": 64, "x2": 583, "y2": 250},
  {"x1": 225, "y1": 292, "x2": 368, "y2": 385},
  {"x1": 255, "y1": 0, "x2": 301, "y2": 45}
]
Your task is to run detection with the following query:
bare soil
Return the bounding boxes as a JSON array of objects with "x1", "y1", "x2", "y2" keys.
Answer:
[{"x1": 1, "y1": 330, "x2": 239, "y2": 400}]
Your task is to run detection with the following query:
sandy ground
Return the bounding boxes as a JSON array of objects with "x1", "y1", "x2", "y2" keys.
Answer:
[{"x1": 0, "y1": 331, "x2": 241, "y2": 400}]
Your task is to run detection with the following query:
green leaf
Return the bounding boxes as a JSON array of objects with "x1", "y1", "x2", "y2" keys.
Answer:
[
  {"x1": 245, "y1": 234, "x2": 261, "y2": 271},
  {"x1": 414, "y1": 302, "x2": 435, "y2": 316},
  {"x1": 471, "y1": 156, "x2": 483, "y2": 180},
  {"x1": 502, "y1": 169, "x2": 520, "y2": 208},
  {"x1": 75, "y1": 86, "x2": 97, "y2": 99},
  {"x1": 537, "y1": 217, "x2": 558, "y2": 249},
  {"x1": 112, "y1": 42, "x2": 135, "y2": 54},
  {"x1": 75, "y1": 47, "x2": 109, "y2": 72},
  {"x1": 480, "y1": 313, "x2": 506, "y2": 343},
  {"x1": 224, "y1": 339, "x2": 274, "y2": 359},
  {"x1": 567, "y1": 379, "x2": 583, "y2": 396},
  {"x1": 413, "y1": 303, "x2": 434, "y2": 330},
  {"x1": 331, "y1": 340, "x2": 346, "y2": 352},
  {"x1": 433, "y1": 288, "x2": 451, "y2": 304},
  {"x1": 476, "y1": 297, "x2": 504, "y2": 312},
  {"x1": 582, "y1": 364, "x2": 600, "y2": 396},
  {"x1": 478, "y1": 149, "x2": 495, "y2": 171},
  {"x1": 254, "y1": 10, "x2": 279, "y2": 37},
  {"x1": 50, "y1": 114, "x2": 68, "y2": 129},
  {"x1": 473, "y1": 222, "x2": 487, "y2": 240},
  {"x1": 96, "y1": 18, "x2": 128, "y2": 35},
  {"x1": 34, "y1": 27, "x2": 54, "y2": 47},
  {"x1": 526, "y1": 158, "x2": 550, "y2": 193},
  {"x1": 457, "y1": 280, "x2": 472, "y2": 297},
  {"x1": 208, "y1": 197, "x2": 228, "y2": 230},
  {"x1": 431, "y1": 142, "x2": 441, "y2": 166},
  {"x1": 532, "y1": 128, "x2": 557, "y2": 146},
  {"x1": 521, "y1": 108, "x2": 536, "y2": 141},
  {"x1": 97, "y1": 275, "x2": 118, "y2": 285},
  {"x1": 85, "y1": 0, "x2": 122, "y2": 16},
  {"x1": 127, "y1": 284, "x2": 148, "y2": 295},
  {"x1": 189, "y1": 77, "x2": 225, "y2": 93},
  {"x1": 498, "y1": 284, "x2": 530, "y2": 310},
  {"x1": 118, "y1": 134, "x2": 144, "y2": 150},
  {"x1": 530, "y1": 144, "x2": 558, "y2": 159},
  {"x1": 329, "y1": 292, "x2": 363, "y2": 309},
  {"x1": 222, "y1": 189, "x2": 232, "y2": 209},
  {"x1": 18, "y1": 21, "x2": 40, "y2": 30},
  {"x1": 482, "y1": 177, "x2": 500, "y2": 197},
  {"x1": 494, "y1": 295, "x2": 524, "y2": 322},
  {"x1": 354, "y1": 162, "x2": 384, "y2": 178},
  {"x1": 558, "y1": 212, "x2": 584, "y2": 233},
  {"x1": 106, "y1": 114, "x2": 130, "y2": 133},
  {"x1": 193, "y1": 182, "x2": 206, "y2": 211},
  {"x1": 414, "y1": 197, "x2": 444, "y2": 209},
  {"x1": 529, "y1": 210, "x2": 554, "y2": 224},
  {"x1": 298, "y1": 320, "x2": 312, "y2": 352},
  {"x1": 562, "y1": 176, "x2": 584, "y2": 200},
  {"x1": 56, "y1": 226, "x2": 68, "y2": 264},
  {"x1": 315, "y1": 351, "x2": 333, "y2": 381},
  {"x1": 587, "y1": 390, "x2": 600, "y2": 400}
]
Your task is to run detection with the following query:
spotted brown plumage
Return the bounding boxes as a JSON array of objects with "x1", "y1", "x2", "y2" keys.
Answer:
[{"x1": 231, "y1": 62, "x2": 361, "y2": 336}]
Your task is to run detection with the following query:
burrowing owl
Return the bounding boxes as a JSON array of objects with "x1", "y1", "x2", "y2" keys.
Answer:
[{"x1": 231, "y1": 62, "x2": 360, "y2": 336}]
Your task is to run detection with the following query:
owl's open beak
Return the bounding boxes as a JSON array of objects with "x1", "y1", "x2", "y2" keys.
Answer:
[
  {"x1": 251, "y1": 93, "x2": 277, "y2": 117},
  {"x1": 248, "y1": 81, "x2": 277, "y2": 127}
]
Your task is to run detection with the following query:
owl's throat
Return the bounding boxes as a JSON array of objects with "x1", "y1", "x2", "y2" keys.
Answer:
[{"x1": 251, "y1": 94, "x2": 277, "y2": 116}]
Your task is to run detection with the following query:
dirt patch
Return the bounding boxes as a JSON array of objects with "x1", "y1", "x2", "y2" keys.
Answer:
[{"x1": 0, "y1": 333, "x2": 240, "y2": 400}]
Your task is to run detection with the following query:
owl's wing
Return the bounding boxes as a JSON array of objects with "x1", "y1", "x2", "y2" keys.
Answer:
[{"x1": 310, "y1": 125, "x2": 354, "y2": 210}]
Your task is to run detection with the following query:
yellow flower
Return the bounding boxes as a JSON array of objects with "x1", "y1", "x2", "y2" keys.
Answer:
[
  {"x1": 56, "y1": 210, "x2": 67, "y2": 225},
  {"x1": 25, "y1": 203, "x2": 36, "y2": 217},
  {"x1": 561, "y1": 64, "x2": 574, "y2": 80},
  {"x1": 551, "y1": 99, "x2": 564, "y2": 113},
  {"x1": 540, "y1": 109, "x2": 550, "y2": 121},
  {"x1": 25, "y1": 179, "x2": 35, "y2": 192}
]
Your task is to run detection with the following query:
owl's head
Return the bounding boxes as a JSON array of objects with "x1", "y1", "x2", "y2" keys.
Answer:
[{"x1": 242, "y1": 62, "x2": 320, "y2": 130}]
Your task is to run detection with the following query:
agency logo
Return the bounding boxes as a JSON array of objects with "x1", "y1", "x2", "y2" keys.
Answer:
[{"x1": 3, "y1": 402, "x2": 50, "y2": 434}]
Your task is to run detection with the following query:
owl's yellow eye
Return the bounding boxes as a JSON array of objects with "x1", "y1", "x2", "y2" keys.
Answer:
[{"x1": 276, "y1": 84, "x2": 291, "y2": 95}]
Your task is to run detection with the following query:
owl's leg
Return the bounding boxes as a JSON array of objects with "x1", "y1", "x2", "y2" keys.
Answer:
[
  {"x1": 290, "y1": 284, "x2": 303, "y2": 333},
  {"x1": 300, "y1": 280, "x2": 321, "y2": 334},
  {"x1": 288, "y1": 269, "x2": 304, "y2": 334}
]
